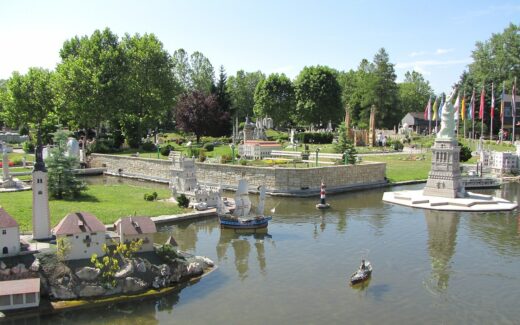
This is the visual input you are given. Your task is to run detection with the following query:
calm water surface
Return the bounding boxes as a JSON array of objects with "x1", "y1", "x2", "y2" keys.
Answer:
[{"x1": 34, "y1": 180, "x2": 520, "y2": 324}]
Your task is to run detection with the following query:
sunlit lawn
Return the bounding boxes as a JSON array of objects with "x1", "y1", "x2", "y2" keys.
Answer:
[{"x1": 0, "y1": 184, "x2": 185, "y2": 232}]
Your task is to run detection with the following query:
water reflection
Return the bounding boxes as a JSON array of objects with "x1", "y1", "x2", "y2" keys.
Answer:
[
  {"x1": 424, "y1": 210, "x2": 459, "y2": 292},
  {"x1": 217, "y1": 229, "x2": 273, "y2": 280}
]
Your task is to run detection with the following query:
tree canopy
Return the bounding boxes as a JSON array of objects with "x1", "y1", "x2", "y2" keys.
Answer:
[
  {"x1": 253, "y1": 73, "x2": 295, "y2": 127},
  {"x1": 228, "y1": 70, "x2": 265, "y2": 121}
]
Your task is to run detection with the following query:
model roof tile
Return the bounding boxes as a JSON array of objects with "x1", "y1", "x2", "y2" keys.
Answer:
[
  {"x1": 53, "y1": 212, "x2": 106, "y2": 236},
  {"x1": 0, "y1": 207, "x2": 18, "y2": 228},
  {"x1": 114, "y1": 216, "x2": 157, "y2": 236}
]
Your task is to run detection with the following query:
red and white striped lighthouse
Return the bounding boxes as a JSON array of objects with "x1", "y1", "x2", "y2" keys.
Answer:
[{"x1": 320, "y1": 181, "x2": 326, "y2": 205}]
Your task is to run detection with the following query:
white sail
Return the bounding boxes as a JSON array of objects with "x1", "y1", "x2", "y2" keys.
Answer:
[
  {"x1": 234, "y1": 179, "x2": 250, "y2": 217},
  {"x1": 256, "y1": 186, "x2": 266, "y2": 216}
]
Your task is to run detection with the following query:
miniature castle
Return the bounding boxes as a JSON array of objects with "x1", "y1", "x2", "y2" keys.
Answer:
[
  {"x1": 479, "y1": 144, "x2": 520, "y2": 175},
  {"x1": 169, "y1": 151, "x2": 221, "y2": 207}
]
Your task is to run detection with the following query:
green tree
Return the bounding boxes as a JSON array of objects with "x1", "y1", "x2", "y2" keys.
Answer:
[
  {"x1": 335, "y1": 122, "x2": 357, "y2": 164},
  {"x1": 120, "y1": 33, "x2": 179, "y2": 147},
  {"x1": 212, "y1": 66, "x2": 232, "y2": 135},
  {"x1": 253, "y1": 73, "x2": 295, "y2": 127},
  {"x1": 171, "y1": 48, "x2": 192, "y2": 92},
  {"x1": 190, "y1": 51, "x2": 215, "y2": 94},
  {"x1": 46, "y1": 130, "x2": 86, "y2": 199},
  {"x1": 228, "y1": 70, "x2": 265, "y2": 121},
  {"x1": 372, "y1": 48, "x2": 399, "y2": 128},
  {"x1": 398, "y1": 71, "x2": 434, "y2": 115},
  {"x1": 55, "y1": 28, "x2": 126, "y2": 133},
  {"x1": 294, "y1": 66, "x2": 343, "y2": 126},
  {"x1": 2, "y1": 68, "x2": 58, "y2": 142}
]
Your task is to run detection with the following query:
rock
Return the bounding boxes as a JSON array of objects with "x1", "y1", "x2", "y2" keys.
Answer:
[
  {"x1": 0, "y1": 268, "x2": 10, "y2": 276},
  {"x1": 75, "y1": 267, "x2": 100, "y2": 281},
  {"x1": 11, "y1": 263, "x2": 27, "y2": 275},
  {"x1": 136, "y1": 261, "x2": 147, "y2": 273},
  {"x1": 79, "y1": 285, "x2": 106, "y2": 298},
  {"x1": 105, "y1": 284, "x2": 122, "y2": 296},
  {"x1": 152, "y1": 276, "x2": 166, "y2": 289},
  {"x1": 0, "y1": 261, "x2": 6, "y2": 270},
  {"x1": 50, "y1": 284, "x2": 78, "y2": 300},
  {"x1": 185, "y1": 261, "x2": 203, "y2": 277},
  {"x1": 115, "y1": 262, "x2": 134, "y2": 279},
  {"x1": 122, "y1": 277, "x2": 148, "y2": 293},
  {"x1": 159, "y1": 264, "x2": 170, "y2": 277},
  {"x1": 196, "y1": 256, "x2": 215, "y2": 268},
  {"x1": 29, "y1": 259, "x2": 41, "y2": 272}
]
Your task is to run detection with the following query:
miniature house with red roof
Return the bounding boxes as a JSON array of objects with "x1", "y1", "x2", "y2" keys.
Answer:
[
  {"x1": 0, "y1": 207, "x2": 20, "y2": 258},
  {"x1": 114, "y1": 216, "x2": 157, "y2": 252},
  {"x1": 53, "y1": 212, "x2": 107, "y2": 260}
]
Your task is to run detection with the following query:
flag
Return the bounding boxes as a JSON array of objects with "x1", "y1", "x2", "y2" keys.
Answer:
[
  {"x1": 490, "y1": 82, "x2": 495, "y2": 119},
  {"x1": 479, "y1": 85, "x2": 485, "y2": 120},
  {"x1": 432, "y1": 97, "x2": 438, "y2": 121},
  {"x1": 438, "y1": 94, "x2": 444, "y2": 118},
  {"x1": 470, "y1": 88, "x2": 475, "y2": 120},
  {"x1": 461, "y1": 91, "x2": 466, "y2": 121},
  {"x1": 513, "y1": 81, "x2": 517, "y2": 118},
  {"x1": 500, "y1": 82, "x2": 505, "y2": 119},
  {"x1": 423, "y1": 96, "x2": 431, "y2": 120},
  {"x1": 454, "y1": 93, "x2": 460, "y2": 121}
]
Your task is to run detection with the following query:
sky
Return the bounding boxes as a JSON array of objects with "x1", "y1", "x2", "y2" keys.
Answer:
[{"x1": 1, "y1": 0, "x2": 519, "y2": 94}]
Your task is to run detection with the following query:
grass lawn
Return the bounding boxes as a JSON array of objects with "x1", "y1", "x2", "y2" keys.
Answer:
[
  {"x1": 364, "y1": 153, "x2": 432, "y2": 182},
  {"x1": 0, "y1": 184, "x2": 185, "y2": 232}
]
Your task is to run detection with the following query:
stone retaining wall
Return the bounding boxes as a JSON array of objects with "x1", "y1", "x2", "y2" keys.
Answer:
[{"x1": 90, "y1": 154, "x2": 386, "y2": 195}]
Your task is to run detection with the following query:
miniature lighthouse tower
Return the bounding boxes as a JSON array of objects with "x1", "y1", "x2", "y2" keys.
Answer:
[
  {"x1": 316, "y1": 181, "x2": 331, "y2": 209},
  {"x1": 32, "y1": 139, "x2": 51, "y2": 240}
]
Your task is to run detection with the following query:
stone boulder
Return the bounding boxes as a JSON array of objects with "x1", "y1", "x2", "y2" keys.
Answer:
[
  {"x1": 0, "y1": 261, "x2": 6, "y2": 270},
  {"x1": 115, "y1": 262, "x2": 134, "y2": 279},
  {"x1": 184, "y1": 261, "x2": 203, "y2": 277},
  {"x1": 75, "y1": 267, "x2": 100, "y2": 281},
  {"x1": 11, "y1": 263, "x2": 27, "y2": 275},
  {"x1": 122, "y1": 277, "x2": 148, "y2": 294},
  {"x1": 79, "y1": 285, "x2": 106, "y2": 298},
  {"x1": 197, "y1": 256, "x2": 215, "y2": 268},
  {"x1": 29, "y1": 259, "x2": 41, "y2": 272},
  {"x1": 50, "y1": 284, "x2": 78, "y2": 300},
  {"x1": 136, "y1": 261, "x2": 147, "y2": 273}
]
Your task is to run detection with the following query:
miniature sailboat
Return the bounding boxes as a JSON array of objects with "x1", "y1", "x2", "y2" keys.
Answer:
[
  {"x1": 218, "y1": 179, "x2": 272, "y2": 230},
  {"x1": 316, "y1": 181, "x2": 331, "y2": 209}
]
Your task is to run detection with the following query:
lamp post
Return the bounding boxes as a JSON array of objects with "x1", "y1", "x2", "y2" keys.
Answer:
[
  {"x1": 344, "y1": 150, "x2": 348, "y2": 165},
  {"x1": 315, "y1": 148, "x2": 321, "y2": 167},
  {"x1": 157, "y1": 144, "x2": 160, "y2": 159},
  {"x1": 230, "y1": 143, "x2": 236, "y2": 164}
]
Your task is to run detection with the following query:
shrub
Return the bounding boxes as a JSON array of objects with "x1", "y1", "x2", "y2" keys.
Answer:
[
  {"x1": 203, "y1": 143, "x2": 214, "y2": 152},
  {"x1": 177, "y1": 194, "x2": 190, "y2": 208},
  {"x1": 160, "y1": 144, "x2": 173, "y2": 156},
  {"x1": 22, "y1": 141, "x2": 35, "y2": 154},
  {"x1": 239, "y1": 159, "x2": 248, "y2": 166},
  {"x1": 144, "y1": 192, "x2": 158, "y2": 201},
  {"x1": 141, "y1": 141, "x2": 156, "y2": 152},
  {"x1": 220, "y1": 154, "x2": 231, "y2": 164},
  {"x1": 297, "y1": 132, "x2": 333, "y2": 144},
  {"x1": 198, "y1": 148, "x2": 207, "y2": 162},
  {"x1": 90, "y1": 138, "x2": 113, "y2": 154},
  {"x1": 458, "y1": 142, "x2": 472, "y2": 162},
  {"x1": 393, "y1": 142, "x2": 404, "y2": 151}
]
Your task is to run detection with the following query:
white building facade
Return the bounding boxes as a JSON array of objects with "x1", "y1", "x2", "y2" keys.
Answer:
[
  {"x1": 32, "y1": 145, "x2": 51, "y2": 240},
  {"x1": 0, "y1": 208, "x2": 20, "y2": 257},
  {"x1": 53, "y1": 212, "x2": 107, "y2": 260},
  {"x1": 480, "y1": 145, "x2": 520, "y2": 175},
  {"x1": 0, "y1": 278, "x2": 40, "y2": 311},
  {"x1": 114, "y1": 216, "x2": 157, "y2": 253},
  {"x1": 238, "y1": 141, "x2": 282, "y2": 160}
]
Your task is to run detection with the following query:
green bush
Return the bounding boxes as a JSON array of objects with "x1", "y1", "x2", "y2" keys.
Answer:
[
  {"x1": 144, "y1": 192, "x2": 158, "y2": 201},
  {"x1": 458, "y1": 142, "x2": 472, "y2": 162},
  {"x1": 220, "y1": 154, "x2": 231, "y2": 164},
  {"x1": 141, "y1": 141, "x2": 156, "y2": 152},
  {"x1": 297, "y1": 132, "x2": 333, "y2": 144},
  {"x1": 160, "y1": 144, "x2": 173, "y2": 156},
  {"x1": 239, "y1": 159, "x2": 248, "y2": 166},
  {"x1": 203, "y1": 143, "x2": 214, "y2": 152},
  {"x1": 393, "y1": 142, "x2": 404, "y2": 151},
  {"x1": 177, "y1": 194, "x2": 190, "y2": 208},
  {"x1": 22, "y1": 141, "x2": 35, "y2": 154},
  {"x1": 91, "y1": 139, "x2": 113, "y2": 154}
]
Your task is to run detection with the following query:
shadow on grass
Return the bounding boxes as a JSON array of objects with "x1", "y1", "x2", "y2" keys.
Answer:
[{"x1": 51, "y1": 193, "x2": 100, "y2": 203}]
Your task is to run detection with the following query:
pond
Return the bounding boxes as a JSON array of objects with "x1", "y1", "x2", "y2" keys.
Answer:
[{"x1": 32, "y1": 179, "x2": 520, "y2": 324}]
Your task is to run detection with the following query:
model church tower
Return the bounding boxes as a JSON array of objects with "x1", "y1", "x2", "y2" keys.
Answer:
[{"x1": 32, "y1": 141, "x2": 51, "y2": 240}]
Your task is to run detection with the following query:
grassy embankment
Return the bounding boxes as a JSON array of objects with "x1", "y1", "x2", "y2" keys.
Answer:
[{"x1": 0, "y1": 184, "x2": 184, "y2": 232}]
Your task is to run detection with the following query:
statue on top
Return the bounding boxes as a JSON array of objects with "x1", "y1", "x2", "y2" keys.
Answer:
[{"x1": 437, "y1": 88, "x2": 457, "y2": 140}]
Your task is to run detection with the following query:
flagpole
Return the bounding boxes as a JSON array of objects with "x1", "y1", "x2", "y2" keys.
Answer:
[
  {"x1": 490, "y1": 82, "x2": 494, "y2": 141},
  {"x1": 480, "y1": 82, "x2": 484, "y2": 140},
  {"x1": 513, "y1": 77, "x2": 517, "y2": 144},
  {"x1": 456, "y1": 93, "x2": 460, "y2": 140},
  {"x1": 501, "y1": 82, "x2": 505, "y2": 143},
  {"x1": 472, "y1": 88, "x2": 475, "y2": 140}
]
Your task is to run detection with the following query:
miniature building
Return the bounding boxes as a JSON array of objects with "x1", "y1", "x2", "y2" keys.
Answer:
[
  {"x1": 32, "y1": 144, "x2": 51, "y2": 240},
  {"x1": 169, "y1": 151, "x2": 221, "y2": 207},
  {"x1": 0, "y1": 208, "x2": 20, "y2": 257},
  {"x1": 480, "y1": 144, "x2": 520, "y2": 175},
  {"x1": 401, "y1": 112, "x2": 429, "y2": 134},
  {"x1": 113, "y1": 216, "x2": 157, "y2": 252},
  {"x1": 238, "y1": 140, "x2": 282, "y2": 160},
  {"x1": 53, "y1": 212, "x2": 106, "y2": 260},
  {"x1": 0, "y1": 278, "x2": 40, "y2": 311}
]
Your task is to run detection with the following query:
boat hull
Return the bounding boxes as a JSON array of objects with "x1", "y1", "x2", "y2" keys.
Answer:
[
  {"x1": 316, "y1": 203, "x2": 331, "y2": 209},
  {"x1": 219, "y1": 216, "x2": 272, "y2": 230}
]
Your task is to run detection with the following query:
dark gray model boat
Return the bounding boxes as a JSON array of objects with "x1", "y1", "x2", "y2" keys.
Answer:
[{"x1": 350, "y1": 261, "x2": 372, "y2": 285}]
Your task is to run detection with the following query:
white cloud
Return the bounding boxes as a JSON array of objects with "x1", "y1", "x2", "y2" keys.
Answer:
[
  {"x1": 409, "y1": 51, "x2": 427, "y2": 57},
  {"x1": 435, "y1": 48, "x2": 454, "y2": 55}
]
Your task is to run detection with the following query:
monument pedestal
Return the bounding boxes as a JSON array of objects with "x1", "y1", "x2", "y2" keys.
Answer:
[{"x1": 423, "y1": 139, "x2": 465, "y2": 198}]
